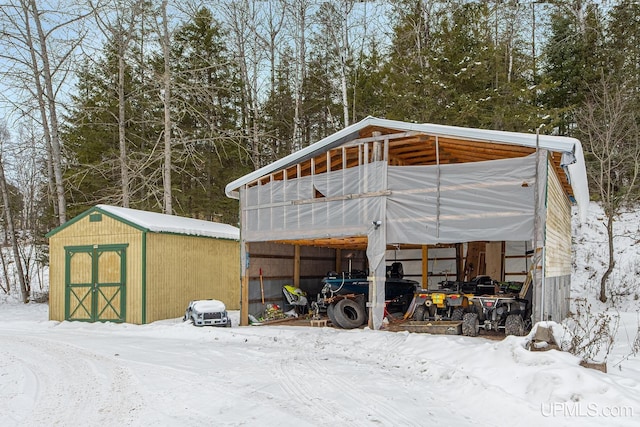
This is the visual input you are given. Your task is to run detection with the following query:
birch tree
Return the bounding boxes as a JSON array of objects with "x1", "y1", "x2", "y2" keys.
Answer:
[
  {"x1": 88, "y1": 0, "x2": 148, "y2": 208},
  {"x1": 160, "y1": 0, "x2": 173, "y2": 214},
  {"x1": 0, "y1": 121, "x2": 29, "y2": 302},
  {"x1": 0, "y1": 0, "x2": 89, "y2": 225},
  {"x1": 287, "y1": 0, "x2": 311, "y2": 150},
  {"x1": 221, "y1": 0, "x2": 265, "y2": 169}
]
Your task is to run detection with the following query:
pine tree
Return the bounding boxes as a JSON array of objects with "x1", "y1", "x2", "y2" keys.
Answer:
[
  {"x1": 168, "y1": 7, "x2": 249, "y2": 223},
  {"x1": 261, "y1": 48, "x2": 296, "y2": 165},
  {"x1": 540, "y1": 1, "x2": 605, "y2": 136}
]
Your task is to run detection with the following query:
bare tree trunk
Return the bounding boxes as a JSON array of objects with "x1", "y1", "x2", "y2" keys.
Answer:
[
  {"x1": 339, "y1": 1, "x2": 351, "y2": 127},
  {"x1": 0, "y1": 153, "x2": 29, "y2": 302},
  {"x1": 118, "y1": 53, "x2": 130, "y2": 207},
  {"x1": 89, "y1": 0, "x2": 143, "y2": 208},
  {"x1": 599, "y1": 215, "x2": 615, "y2": 302},
  {"x1": 225, "y1": 1, "x2": 259, "y2": 169},
  {"x1": 578, "y1": 76, "x2": 640, "y2": 303},
  {"x1": 26, "y1": 0, "x2": 67, "y2": 224},
  {"x1": 291, "y1": 0, "x2": 309, "y2": 150},
  {"x1": 17, "y1": 1, "x2": 60, "y2": 223},
  {"x1": 161, "y1": 0, "x2": 172, "y2": 214},
  {"x1": 0, "y1": 243, "x2": 10, "y2": 294}
]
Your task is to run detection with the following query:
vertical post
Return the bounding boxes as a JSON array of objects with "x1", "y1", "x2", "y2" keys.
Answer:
[
  {"x1": 456, "y1": 243, "x2": 464, "y2": 281},
  {"x1": 294, "y1": 245, "x2": 301, "y2": 288},
  {"x1": 269, "y1": 174, "x2": 274, "y2": 231},
  {"x1": 283, "y1": 169, "x2": 288, "y2": 230},
  {"x1": 311, "y1": 158, "x2": 316, "y2": 226},
  {"x1": 240, "y1": 242, "x2": 250, "y2": 326},
  {"x1": 336, "y1": 248, "x2": 342, "y2": 273},
  {"x1": 384, "y1": 138, "x2": 389, "y2": 163},
  {"x1": 422, "y1": 245, "x2": 428, "y2": 289},
  {"x1": 326, "y1": 151, "x2": 331, "y2": 226},
  {"x1": 342, "y1": 147, "x2": 347, "y2": 228},
  {"x1": 297, "y1": 164, "x2": 301, "y2": 230},
  {"x1": 435, "y1": 135, "x2": 441, "y2": 239},
  {"x1": 372, "y1": 131, "x2": 382, "y2": 162}
]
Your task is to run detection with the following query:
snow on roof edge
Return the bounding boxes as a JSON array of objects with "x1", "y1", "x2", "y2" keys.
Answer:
[
  {"x1": 96, "y1": 205, "x2": 239, "y2": 240},
  {"x1": 225, "y1": 116, "x2": 589, "y2": 220}
]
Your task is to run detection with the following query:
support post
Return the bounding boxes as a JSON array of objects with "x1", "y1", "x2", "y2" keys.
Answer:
[
  {"x1": 294, "y1": 245, "x2": 301, "y2": 287},
  {"x1": 422, "y1": 245, "x2": 428, "y2": 289},
  {"x1": 240, "y1": 242, "x2": 249, "y2": 326}
]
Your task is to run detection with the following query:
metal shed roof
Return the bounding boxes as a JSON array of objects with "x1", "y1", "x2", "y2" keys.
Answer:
[
  {"x1": 47, "y1": 205, "x2": 240, "y2": 240},
  {"x1": 225, "y1": 116, "x2": 589, "y2": 221}
]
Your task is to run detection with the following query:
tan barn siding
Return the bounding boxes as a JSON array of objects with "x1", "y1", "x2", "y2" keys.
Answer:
[
  {"x1": 48, "y1": 213, "x2": 143, "y2": 324},
  {"x1": 145, "y1": 234, "x2": 240, "y2": 322},
  {"x1": 545, "y1": 163, "x2": 572, "y2": 277}
]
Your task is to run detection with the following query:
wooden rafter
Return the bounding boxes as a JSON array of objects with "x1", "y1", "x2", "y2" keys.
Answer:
[{"x1": 251, "y1": 124, "x2": 576, "y2": 204}]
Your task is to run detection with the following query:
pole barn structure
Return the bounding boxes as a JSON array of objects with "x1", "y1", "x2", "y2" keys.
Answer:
[{"x1": 226, "y1": 117, "x2": 589, "y2": 329}]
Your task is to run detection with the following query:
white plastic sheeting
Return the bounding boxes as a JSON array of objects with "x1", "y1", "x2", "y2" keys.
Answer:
[
  {"x1": 386, "y1": 153, "x2": 547, "y2": 244},
  {"x1": 240, "y1": 162, "x2": 387, "y2": 242},
  {"x1": 240, "y1": 153, "x2": 546, "y2": 245}
]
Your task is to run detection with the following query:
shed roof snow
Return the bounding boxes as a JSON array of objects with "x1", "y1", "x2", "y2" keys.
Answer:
[
  {"x1": 95, "y1": 205, "x2": 240, "y2": 240},
  {"x1": 225, "y1": 116, "x2": 589, "y2": 221}
]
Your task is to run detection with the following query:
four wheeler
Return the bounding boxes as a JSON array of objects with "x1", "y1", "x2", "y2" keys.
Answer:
[
  {"x1": 412, "y1": 289, "x2": 474, "y2": 321},
  {"x1": 414, "y1": 275, "x2": 532, "y2": 338},
  {"x1": 462, "y1": 293, "x2": 531, "y2": 337}
]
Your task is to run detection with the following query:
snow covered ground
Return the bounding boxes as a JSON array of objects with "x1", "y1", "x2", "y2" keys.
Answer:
[{"x1": 1, "y1": 201, "x2": 639, "y2": 426}]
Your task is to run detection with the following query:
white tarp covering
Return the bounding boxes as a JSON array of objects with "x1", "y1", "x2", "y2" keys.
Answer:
[
  {"x1": 241, "y1": 162, "x2": 387, "y2": 242},
  {"x1": 241, "y1": 154, "x2": 546, "y2": 245},
  {"x1": 386, "y1": 153, "x2": 546, "y2": 244}
]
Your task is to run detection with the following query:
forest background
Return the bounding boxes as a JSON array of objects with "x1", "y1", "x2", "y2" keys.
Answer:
[{"x1": 0, "y1": 1, "x2": 638, "y2": 303}]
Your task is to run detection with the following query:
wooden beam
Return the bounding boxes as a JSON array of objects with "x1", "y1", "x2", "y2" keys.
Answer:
[
  {"x1": 422, "y1": 245, "x2": 428, "y2": 289},
  {"x1": 240, "y1": 242, "x2": 250, "y2": 326},
  {"x1": 294, "y1": 245, "x2": 301, "y2": 287}
]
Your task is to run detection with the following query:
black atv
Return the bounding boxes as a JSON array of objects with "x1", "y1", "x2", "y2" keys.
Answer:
[{"x1": 462, "y1": 291, "x2": 531, "y2": 337}]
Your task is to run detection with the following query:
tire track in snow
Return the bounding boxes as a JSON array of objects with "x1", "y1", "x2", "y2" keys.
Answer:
[
  {"x1": 272, "y1": 329, "x2": 421, "y2": 426},
  {"x1": 0, "y1": 333, "x2": 144, "y2": 426}
]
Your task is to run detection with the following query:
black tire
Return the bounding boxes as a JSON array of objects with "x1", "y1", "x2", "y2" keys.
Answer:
[
  {"x1": 327, "y1": 303, "x2": 343, "y2": 328},
  {"x1": 462, "y1": 313, "x2": 479, "y2": 337},
  {"x1": 451, "y1": 307, "x2": 464, "y2": 321},
  {"x1": 333, "y1": 298, "x2": 366, "y2": 329},
  {"x1": 413, "y1": 304, "x2": 427, "y2": 321},
  {"x1": 505, "y1": 314, "x2": 525, "y2": 336},
  {"x1": 427, "y1": 304, "x2": 437, "y2": 318}
]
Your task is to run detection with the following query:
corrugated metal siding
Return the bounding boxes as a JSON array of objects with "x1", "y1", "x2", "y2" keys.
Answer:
[
  {"x1": 48, "y1": 212, "x2": 143, "y2": 323},
  {"x1": 543, "y1": 275, "x2": 571, "y2": 321},
  {"x1": 545, "y1": 163, "x2": 572, "y2": 277},
  {"x1": 145, "y1": 233, "x2": 240, "y2": 322}
]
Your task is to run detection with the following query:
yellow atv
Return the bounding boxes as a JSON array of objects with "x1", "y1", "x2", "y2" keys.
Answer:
[{"x1": 413, "y1": 290, "x2": 474, "y2": 321}]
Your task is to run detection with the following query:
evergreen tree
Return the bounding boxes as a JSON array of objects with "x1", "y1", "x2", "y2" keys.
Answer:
[
  {"x1": 302, "y1": 2, "x2": 344, "y2": 144},
  {"x1": 168, "y1": 7, "x2": 249, "y2": 223},
  {"x1": 540, "y1": 1, "x2": 605, "y2": 136},
  {"x1": 62, "y1": 40, "x2": 155, "y2": 218},
  {"x1": 607, "y1": 0, "x2": 640, "y2": 114},
  {"x1": 383, "y1": 1, "x2": 537, "y2": 130},
  {"x1": 350, "y1": 38, "x2": 388, "y2": 122},
  {"x1": 261, "y1": 48, "x2": 296, "y2": 166}
]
